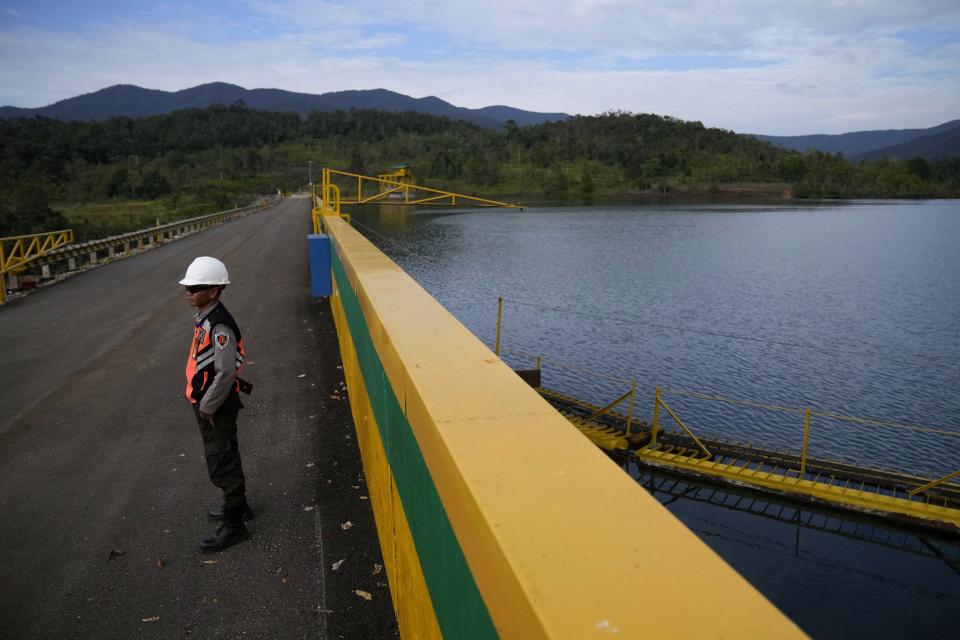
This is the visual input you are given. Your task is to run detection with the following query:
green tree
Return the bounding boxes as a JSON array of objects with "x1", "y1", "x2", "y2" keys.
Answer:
[
  {"x1": 543, "y1": 165, "x2": 569, "y2": 194},
  {"x1": 579, "y1": 162, "x2": 595, "y2": 195},
  {"x1": 0, "y1": 180, "x2": 69, "y2": 235},
  {"x1": 139, "y1": 169, "x2": 172, "y2": 199},
  {"x1": 107, "y1": 166, "x2": 131, "y2": 198}
]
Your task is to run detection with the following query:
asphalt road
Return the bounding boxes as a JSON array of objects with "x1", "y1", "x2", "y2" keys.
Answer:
[{"x1": 0, "y1": 196, "x2": 399, "y2": 639}]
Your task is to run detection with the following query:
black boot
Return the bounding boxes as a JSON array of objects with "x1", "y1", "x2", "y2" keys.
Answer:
[
  {"x1": 199, "y1": 506, "x2": 250, "y2": 553},
  {"x1": 207, "y1": 501, "x2": 255, "y2": 521}
]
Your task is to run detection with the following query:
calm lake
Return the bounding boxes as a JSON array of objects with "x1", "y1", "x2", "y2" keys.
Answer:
[{"x1": 347, "y1": 199, "x2": 960, "y2": 639}]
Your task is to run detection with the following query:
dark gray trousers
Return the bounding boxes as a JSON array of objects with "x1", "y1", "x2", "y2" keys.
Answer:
[{"x1": 193, "y1": 394, "x2": 247, "y2": 510}]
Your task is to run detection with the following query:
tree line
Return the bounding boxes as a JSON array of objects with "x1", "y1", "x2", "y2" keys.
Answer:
[{"x1": 2, "y1": 103, "x2": 957, "y2": 237}]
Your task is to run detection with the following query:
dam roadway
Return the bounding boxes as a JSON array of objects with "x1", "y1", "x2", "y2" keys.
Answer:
[{"x1": 0, "y1": 197, "x2": 398, "y2": 638}]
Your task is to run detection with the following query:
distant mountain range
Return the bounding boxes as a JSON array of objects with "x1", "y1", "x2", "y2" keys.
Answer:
[
  {"x1": 2, "y1": 83, "x2": 956, "y2": 159},
  {"x1": 0, "y1": 82, "x2": 570, "y2": 129},
  {"x1": 750, "y1": 120, "x2": 960, "y2": 161}
]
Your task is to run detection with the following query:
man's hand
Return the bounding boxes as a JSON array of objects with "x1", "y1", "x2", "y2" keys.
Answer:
[{"x1": 198, "y1": 410, "x2": 215, "y2": 426}]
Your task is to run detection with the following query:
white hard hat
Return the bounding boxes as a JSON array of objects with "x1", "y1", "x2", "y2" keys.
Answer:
[{"x1": 179, "y1": 256, "x2": 230, "y2": 286}]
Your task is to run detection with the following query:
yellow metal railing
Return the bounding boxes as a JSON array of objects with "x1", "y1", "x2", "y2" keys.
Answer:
[
  {"x1": 585, "y1": 386, "x2": 638, "y2": 432},
  {"x1": 313, "y1": 169, "x2": 350, "y2": 234},
  {"x1": 500, "y1": 346, "x2": 641, "y2": 436},
  {"x1": 661, "y1": 387, "x2": 960, "y2": 478},
  {"x1": 651, "y1": 387, "x2": 712, "y2": 459},
  {"x1": 908, "y1": 469, "x2": 960, "y2": 496},
  {"x1": 493, "y1": 300, "x2": 642, "y2": 434},
  {"x1": 0, "y1": 229, "x2": 75, "y2": 304},
  {"x1": 491, "y1": 296, "x2": 959, "y2": 489},
  {"x1": 322, "y1": 167, "x2": 521, "y2": 209}
]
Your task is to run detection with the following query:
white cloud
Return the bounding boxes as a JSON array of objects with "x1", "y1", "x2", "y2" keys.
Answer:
[
  {"x1": 247, "y1": 0, "x2": 960, "y2": 56},
  {"x1": 0, "y1": 1, "x2": 957, "y2": 133}
]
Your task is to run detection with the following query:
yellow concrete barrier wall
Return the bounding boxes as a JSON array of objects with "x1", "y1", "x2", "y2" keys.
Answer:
[{"x1": 324, "y1": 214, "x2": 807, "y2": 639}]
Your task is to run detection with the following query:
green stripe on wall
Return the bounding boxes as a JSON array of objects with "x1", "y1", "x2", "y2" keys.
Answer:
[{"x1": 331, "y1": 246, "x2": 498, "y2": 640}]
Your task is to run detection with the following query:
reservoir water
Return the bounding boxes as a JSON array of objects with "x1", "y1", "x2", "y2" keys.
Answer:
[{"x1": 347, "y1": 199, "x2": 960, "y2": 638}]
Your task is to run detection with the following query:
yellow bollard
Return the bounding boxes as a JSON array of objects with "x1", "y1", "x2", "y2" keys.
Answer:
[
  {"x1": 800, "y1": 408, "x2": 812, "y2": 475},
  {"x1": 651, "y1": 387, "x2": 662, "y2": 445},
  {"x1": 626, "y1": 380, "x2": 637, "y2": 436},
  {"x1": 495, "y1": 296, "x2": 503, "y2": 357}
]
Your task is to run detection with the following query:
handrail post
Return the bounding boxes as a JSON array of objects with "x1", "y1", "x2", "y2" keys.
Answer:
[
  {"x1": 495, "y1": 296, "x2": 503, "y2": 356},
  {"x1": 800, "y1": 408, "x2": 811, "y2": 475},
  {"x1": 626, "y1": 380, "x2": 637, "y2": 436},
  {"x1": 651, "y1": 387, "x2": 662, "y2": 445}
]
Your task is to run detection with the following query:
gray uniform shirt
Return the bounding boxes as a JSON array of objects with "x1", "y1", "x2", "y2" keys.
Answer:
[{"x1": 195, "y1": 305, "x2": 239, "y2": 415}]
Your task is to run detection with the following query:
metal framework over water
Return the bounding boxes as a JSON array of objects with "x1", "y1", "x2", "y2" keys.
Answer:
[
  {"x1": 488, "y1": 289, "x2": 960, "y2": 534},
  {"x1": 539, "y1": 384, "x2": 960, "y2": 534},
  {"x1": 311, "y1": 166, "x2": 520, "y2": 233}
]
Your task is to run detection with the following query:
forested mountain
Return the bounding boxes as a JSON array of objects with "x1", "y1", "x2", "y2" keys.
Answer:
[
  {"x1": 0, "y1": 83, "x2": 570, "y2": 129},
  {"x1": 750, "y1": 120, "x2": 960, "y2": 157},
  {"x1": 1, "y1": 105, "x2": 958, "y2": 239},
  {"x1": 852, "y1": 127, "x2": 960, "y2": 161}
]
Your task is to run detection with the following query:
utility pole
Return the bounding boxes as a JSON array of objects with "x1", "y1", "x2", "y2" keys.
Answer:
[{"x1": 308, "y1": 160, "x2": 313, "y2": 186}]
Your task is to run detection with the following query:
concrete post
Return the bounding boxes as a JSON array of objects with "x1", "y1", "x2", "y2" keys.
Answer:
[
  {"x1": 89, "y1": 251, "x2": 97, "y2": 265},
  {"x1": 68, "y1": 257, "x2": 77, "y2": 270},
  {"x1": 41, "y1": 265, "x2": 51, "y2": 278}
]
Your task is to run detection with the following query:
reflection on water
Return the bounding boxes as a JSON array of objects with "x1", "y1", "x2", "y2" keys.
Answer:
[
  {"x1": 633, "y1": 465, "x2": 960, "y2": 640},
  {"x1": 348, "y1": 199, "x2": 960, "y2": 638}
]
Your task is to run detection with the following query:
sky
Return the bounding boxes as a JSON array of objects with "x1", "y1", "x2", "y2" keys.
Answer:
[{"x1": 1, "y1": 0, "x2": 958, "y2": 135}]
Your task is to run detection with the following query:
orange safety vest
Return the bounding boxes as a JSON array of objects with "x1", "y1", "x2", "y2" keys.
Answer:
[{"x1": 185, "y1": 303, "x2": 246, "y2": 403}]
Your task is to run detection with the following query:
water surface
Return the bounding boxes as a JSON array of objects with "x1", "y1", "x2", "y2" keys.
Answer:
[{"x1": 348, "y1": 199, "x2": 960, "y2": 638}]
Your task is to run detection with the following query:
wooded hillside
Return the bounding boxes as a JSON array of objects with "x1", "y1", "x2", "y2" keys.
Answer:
[{"x1": 2, "y1": 104, "x2": 958, "y2": 238}]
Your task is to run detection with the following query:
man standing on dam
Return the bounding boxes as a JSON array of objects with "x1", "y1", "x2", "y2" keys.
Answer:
[{"x1": 181, "y1": 256, "x2": 253, "y2": 552}]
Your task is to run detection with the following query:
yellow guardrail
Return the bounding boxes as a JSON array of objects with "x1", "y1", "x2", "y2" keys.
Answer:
[
  {"x1": 658, "y1": 387, "x2": 960, "y2": 477},
  {"x1": 501, "y1": 340, "x2": 960, "y2": 531},
  {"x1": 651, "y1": 387, "x2": 712, "y2": 459},
  {"x1": 0, "y1": 229, "x2": 75, "y2": 304},
  {"x1": 492, "y1": 295, "x2": 959, "y2": 487},
  {"x1": 907, "y1": 469, "x2": 960, "y2": 496}
]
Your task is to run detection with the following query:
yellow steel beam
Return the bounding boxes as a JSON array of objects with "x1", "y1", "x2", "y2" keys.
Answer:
[
  {"x1": 566, "y1": 418, "x2": 630, "y2": 451},
  {"x1": 584, "y1": 388, "x2": 635, "y2": 423},
  {"x1": 325, "y1": 167, "x2": 521, "y2": 209},
  {"x1": 908, "y1": 469, "x2": 960, "y2": 497},
  {"x1": 1, "y1": 229, "x2": 75, "y2": 304},
  {"x1": 657, "y1": 395, "x2": 712, "y2": 459},
  {"x1": 636, "y1": 447, "x2": 960, "y2": 532},
  {"x1": 1, "y1": 229, "x2": 75, "y2": 273}
]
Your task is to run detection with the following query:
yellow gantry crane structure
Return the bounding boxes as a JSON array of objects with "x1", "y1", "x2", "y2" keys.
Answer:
[
  {"x1": 377, "y1": 164, "x2": 415, "y2": 189},
  {"x1": 312, "y1": 166, "x2": 520, "y2": 233},
  {"x1": 0, "y1": 229, "x2": 74, "y2": 304}
]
